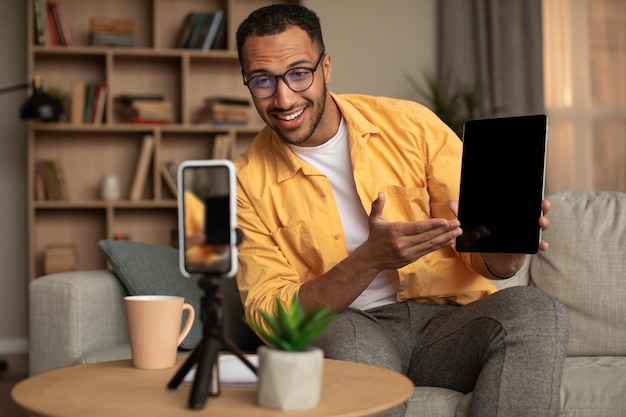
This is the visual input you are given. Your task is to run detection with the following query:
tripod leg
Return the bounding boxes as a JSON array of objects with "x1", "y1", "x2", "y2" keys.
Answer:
[
  {"x1": 222, "y1": 336, "x2": 258, "y2": 375},
  {"x1": 167, "y1": 344, "x2": 200, "y2": 390},
  {"x1": 188, "y1": 335, "x2": 222, "y2": 409}
]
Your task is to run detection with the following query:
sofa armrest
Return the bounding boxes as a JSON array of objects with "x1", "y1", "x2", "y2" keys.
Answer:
[{"x1": 29, "y1": 270, "x2": 129, "y2": 375}]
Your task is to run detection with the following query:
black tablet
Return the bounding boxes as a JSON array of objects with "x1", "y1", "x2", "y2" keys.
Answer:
[{"x1": 455, "y1": 114, "x2": 548, "y2": 254}]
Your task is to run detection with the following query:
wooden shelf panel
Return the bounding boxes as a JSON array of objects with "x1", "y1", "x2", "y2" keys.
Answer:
[
  {"x1": 34, "y1": 209, "x2": 107, "y2": 276},
  {"x1": 27, "y1": 0, "x2": 299, "y2": 280},
  {"x1": 34, "y1": 131, "x2": 144, "y2": 201},
  {"x1": 112, "y1": 208, "x2": 178, "y2": 247}
]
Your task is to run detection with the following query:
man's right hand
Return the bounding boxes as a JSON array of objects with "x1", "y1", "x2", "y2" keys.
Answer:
[{"x1": 362, "y1": 192, "x2": 462, "y2": 271}]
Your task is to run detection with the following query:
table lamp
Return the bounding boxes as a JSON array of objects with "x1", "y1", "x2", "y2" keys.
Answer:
[{"x1": 0, "y1": 74, "x2": 63, "y2": 122}]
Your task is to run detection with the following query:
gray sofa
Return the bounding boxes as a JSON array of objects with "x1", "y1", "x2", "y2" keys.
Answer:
[{"x1": 29, "y1": 190, "x2": 626, "y2": 416}]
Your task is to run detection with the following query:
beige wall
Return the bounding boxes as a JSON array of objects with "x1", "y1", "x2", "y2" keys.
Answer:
[
  {"x1": 307, "y1": 0, "x2": 436, "y2": 99},
  {"x1": 0, "y1": 0, "x2": 436, "y2": 353},
  {"x1": 0, "y1": 0, "x2": 29, "y2": 354}
]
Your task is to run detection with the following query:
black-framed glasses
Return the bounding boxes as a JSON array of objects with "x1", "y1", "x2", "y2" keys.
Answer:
[{"x1": 242, "y1": 51, "x2": 325, "y2": 99}]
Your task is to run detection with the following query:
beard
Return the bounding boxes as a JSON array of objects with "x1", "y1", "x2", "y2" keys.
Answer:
[{"x1": 271, "y1": 83, "x2": 327, "y2": 146}]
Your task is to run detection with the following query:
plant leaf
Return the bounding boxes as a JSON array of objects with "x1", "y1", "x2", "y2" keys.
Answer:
[{"x1": 276, "y1": 298, "x2": 299, "y2": 343}]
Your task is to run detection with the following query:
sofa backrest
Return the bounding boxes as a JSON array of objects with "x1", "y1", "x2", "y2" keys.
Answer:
[{"x1": 528, "y1": 190, "x2": 626, "y2": 356}]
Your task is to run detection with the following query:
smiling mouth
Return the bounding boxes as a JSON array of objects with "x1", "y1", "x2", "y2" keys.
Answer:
[{"x1": 276, "y1": 108, "x2": 304, "y2": 121}]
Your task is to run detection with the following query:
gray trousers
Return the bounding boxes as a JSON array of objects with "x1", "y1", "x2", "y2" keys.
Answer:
[{"x1": 312, "y1": 286, "x2": 569, "y2": 417}]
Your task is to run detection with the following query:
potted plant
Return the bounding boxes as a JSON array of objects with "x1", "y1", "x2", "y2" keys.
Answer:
[
  {"x1": 246, "y1": 297, "x2": 335, "y2": 410},
  {"x1": 405, "y1": 70, "x2": 503, "y2": 137}
]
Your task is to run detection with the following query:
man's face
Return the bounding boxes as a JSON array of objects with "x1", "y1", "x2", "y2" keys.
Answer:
[{"x1": 241, "y1": 27, "x2": 332, "y2": 147}]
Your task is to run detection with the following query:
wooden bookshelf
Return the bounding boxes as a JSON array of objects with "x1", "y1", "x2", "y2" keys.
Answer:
[{"x1": 26, "y1": 0, "x2": 298, "y2": 280}]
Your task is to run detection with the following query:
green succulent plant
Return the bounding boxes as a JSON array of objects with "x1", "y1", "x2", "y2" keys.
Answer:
[{"x1": 246, "y1": 298, "x2": 335, "y2": 351}]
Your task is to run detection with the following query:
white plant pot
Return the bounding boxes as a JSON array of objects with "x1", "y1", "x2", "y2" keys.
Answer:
[{"x1": 256, "y1": 345, "x2": 324, "y2": 410}]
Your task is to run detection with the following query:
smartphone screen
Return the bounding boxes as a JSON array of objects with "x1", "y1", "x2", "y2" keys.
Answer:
[
  {"x1": 456, "y1": 114, "x2": 548, "y2": 254},
  {"x1": 178, "y1": 160, "x2": 238, "y2": 277}
]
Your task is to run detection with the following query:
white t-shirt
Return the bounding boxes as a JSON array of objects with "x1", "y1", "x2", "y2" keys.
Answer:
[{"x1": 289, "y1": 118, "x2": 398, "y2": 310}]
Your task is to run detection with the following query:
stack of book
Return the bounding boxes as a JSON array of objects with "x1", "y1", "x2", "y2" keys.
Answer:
[
  {"x1": 114, "y1": 94, "x2": 174, "y2": 124},
  {"x1": 176, "y1": 9, "x2": 226, "y2": 50},
  {"x1": 43, "y1": 244, "x2": 77, "y2": 275},
  {"x1": 89, "y1": 17, "x2": 135, "y2": 47},
  {"x1": 195, "y1": 97, "x2": 250, "y2": 125}
]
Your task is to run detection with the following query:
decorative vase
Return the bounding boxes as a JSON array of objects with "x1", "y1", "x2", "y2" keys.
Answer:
[
  {"x1": 101, "y1": 174, "x2": 121, "y2": 201},
  {"x1": 256, "y1": 345, "x2": 324, "y2": 410}
]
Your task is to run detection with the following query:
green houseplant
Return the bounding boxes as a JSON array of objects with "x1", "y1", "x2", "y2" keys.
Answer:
[
  {"x1": 246, "y1": 297, "x2": 335, "y2": 351},
  {"x1": 246, "y1": 298, "x2": 335, "y2": 410},
  {"x1": 405, "y1": 71, "x2": 503, "y2": 137}
]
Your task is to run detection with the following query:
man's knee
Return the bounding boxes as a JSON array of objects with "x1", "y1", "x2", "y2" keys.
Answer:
[
  {"x1": 490, "y1": 286, "x2": 569, "y2": 344},
  {"x1": 312, "y1": 308, "x2": 404, "y2": 373}
]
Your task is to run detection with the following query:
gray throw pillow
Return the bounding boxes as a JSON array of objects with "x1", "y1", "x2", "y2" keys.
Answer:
[
  {"x1": 98, "y1": 239, "x2": 261, "y2": 351},
  {"x1": 98, "y1": 239, "x2": 202, "y2": 349}
]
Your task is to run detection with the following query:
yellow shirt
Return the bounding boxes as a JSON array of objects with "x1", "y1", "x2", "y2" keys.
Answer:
[{"x1": 235, "y1": 93, "x2": 497, "y2": 327}]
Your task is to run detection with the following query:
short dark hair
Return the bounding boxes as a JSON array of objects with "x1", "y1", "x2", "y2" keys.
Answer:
[{"x1": 236, "y1": 4, "x2": 325, "y2": 66}]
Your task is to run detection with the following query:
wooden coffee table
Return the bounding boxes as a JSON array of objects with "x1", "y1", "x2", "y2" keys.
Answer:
[{"x1": 12, "y1": 356, "x2": 413, "y2": 417}]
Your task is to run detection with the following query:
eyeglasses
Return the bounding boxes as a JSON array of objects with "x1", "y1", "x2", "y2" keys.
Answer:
[{"x1": 242, "y1": 51, "x2": 325, "y2": 99}]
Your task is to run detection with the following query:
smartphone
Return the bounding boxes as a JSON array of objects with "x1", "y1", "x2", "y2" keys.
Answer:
[
  {"x1": 178, "y1": 160, "x2": 238, "y2": 277},
  {"x1": 456, "y1": 114, "x2": 548, "y2": 254}
]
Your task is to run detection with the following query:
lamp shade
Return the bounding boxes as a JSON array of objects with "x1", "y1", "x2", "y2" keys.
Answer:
[{"x1": 19, "y1": 75, "x2": 63, "y2": 122}]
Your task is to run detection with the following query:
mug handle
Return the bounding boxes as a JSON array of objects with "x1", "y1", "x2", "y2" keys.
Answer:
[{"x1": 177, "y1": 303, "x2": 195, "y2": 346}]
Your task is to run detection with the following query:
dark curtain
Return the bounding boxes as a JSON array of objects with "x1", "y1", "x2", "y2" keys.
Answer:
[{"x1": 438, "y1": 0, "x2": 545, "y2": 117}]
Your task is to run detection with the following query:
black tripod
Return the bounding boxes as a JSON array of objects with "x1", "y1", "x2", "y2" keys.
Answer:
[{"x1": 167, "y1": 274, "x2": 258, "y2": 409}]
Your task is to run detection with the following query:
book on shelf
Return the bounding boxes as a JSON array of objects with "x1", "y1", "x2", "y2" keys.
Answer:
[
  {"x1": 42, "y1": 243, "x2": 77, "y2": 275},
  {"x1": 209, "y1": 11, "x2": 228, "y2": 50},
  {"x1": 46, "y1": 1, "x2": 72, "y2": 46},
  {"x1": 212, "y1": 134, "x2": 231, "y2": 159},
  {"x1": 38, "y1": 160, "x2": 55, "y2": 200},
  {"x1": 38, "y1": 159, "x2": 69, "y2": 201},
  {"x1": 115, "y1": 98, "x2": 174, "y2": 124},
  {"x1": 129, "y1": 135, "x2": 155, "y2": 201},
  {"x1": 33, "y1": 0, "x2": 47, "y2": 45},
  {"x1": 200, "y1": 9, "x2": 225, "y2": 51},
  {"x1": 34, "y1": 160, "x2": 46, "y2": 200},
  {"x1": 186, "y1": 12, "x2": 210, "y2": 49},
  {"x1": 90, "y1": 16, "x2": 135, "y2": 33},
  {"x1": 53, "y1": 1, "x2": 72, "y2": 46},
  {"x1": 90, "y1": 32, "x2": 135, "y2": 47},
  {"x1": 89, "y1": 16, "x2": 135, "y2": 47},
  {"x1": 70, "y1": 81, "x2": 86, "y2": 124},
  {"x1": 130, "y1": 118, "x2": 169, "y2": 125},
  {"x1": 83, "y1": 82, "x2": 97, "y2": 123},
  {"x1": 91, "y1": 83, "x2": 107, "y2": 125},
  {"x1": 114, "y1": 93, "x2": 164, "y2": 105},
  {"x1": 160, "y1": 160, "x2": 178, "y2": 196},
  {"x1": 44, "y1": 1, "x2": 58, "y2": 45},
  {"x1": 175, "y1": 11, "x2": 197, "y2": 48}
]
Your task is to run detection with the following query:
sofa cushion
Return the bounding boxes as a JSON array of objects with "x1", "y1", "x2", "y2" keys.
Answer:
[
  {"x1": 99, "y1": 240, "x2": 202, "y2": 349},
  {"x1": 560, "y1": 356, "x2": 626, "y2": 416},
  {"x1": 530, "y1": 191, "x2": 626, "y2": 356},
  {"x1": 98, "y1": 240, "x2": 261, "y2": 351}
]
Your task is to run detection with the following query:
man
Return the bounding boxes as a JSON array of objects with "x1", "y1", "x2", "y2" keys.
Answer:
[{"x1": 233, "y1": 4, "x2": 569, "y2": 416}]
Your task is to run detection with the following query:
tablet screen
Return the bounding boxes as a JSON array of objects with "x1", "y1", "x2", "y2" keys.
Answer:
[{"x1": 455, "y1": 114, "x2": 548, "y2": 254}]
